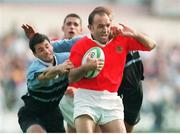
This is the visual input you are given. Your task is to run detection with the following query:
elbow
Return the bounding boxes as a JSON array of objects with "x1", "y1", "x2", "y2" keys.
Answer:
[
  {"x1": 68, "y1": 77, "x2": 78, "y2": 83},
  {"x1": 68, "y1": 73, "x2": 76, "y2": 83},
  {"x1": 151, "y1": 42, "x2": 157, "y2": 50},
  {"x1": 68, "y1": 76, "x2": 73, "y2": 83},
  {"x1": 148, "y1": 41, "x2": 157, "y2": 51}
]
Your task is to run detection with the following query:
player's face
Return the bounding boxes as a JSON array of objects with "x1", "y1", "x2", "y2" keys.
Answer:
[
  {"x1": 89, "y1": 14, "x2": 111, "y2": 44},
  {"x1": 34, "y1": 40, "x2": 54, "y2": 63},
  {"x1": 62, "y1": 17, "x2": 82, "y2": 39}
]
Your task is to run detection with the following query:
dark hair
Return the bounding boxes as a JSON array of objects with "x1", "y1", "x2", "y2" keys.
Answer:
[
  {"x1": 88, "y1": 6, "x2": 112, "y2": 25},
  {"x1": 29, "y1": 33, "x2": 50, "y2": 53},
  {"x1": 63, "y1": 13, "x2": 82, "y2": 26}
]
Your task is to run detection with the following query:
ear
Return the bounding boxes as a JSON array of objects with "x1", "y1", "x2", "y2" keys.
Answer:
[
  {"x1": 80, "y1": 27, "x2": 83, "y2": 33},
  {"x1": 88, "y1": 25, "x2": 94, "y2": 34},
  {"x1": 88, "y1": 25, "x2": 92, "y2": 31},
  {"x1": 33, "y1": 52, "x2": 38, "y2": 58},
  {"x1": 61, "y1": 25, "x2": 64, "y2": 32}
]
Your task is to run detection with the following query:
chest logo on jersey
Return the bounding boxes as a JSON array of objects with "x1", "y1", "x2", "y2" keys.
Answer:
[{"x1": 116, "y1": 46, "x2": 123, "y2": 53}]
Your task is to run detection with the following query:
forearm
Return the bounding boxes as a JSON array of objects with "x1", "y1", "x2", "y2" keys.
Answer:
[
  {"x1": 69, "y1": 64, "x2": 94, "y2": 83},
  {"x1": 53, "y1": 41, "x2": 72, "y2": 53},
  {"x1": 38, "y1": 66, "x2": 61, "y2": 80},
  {"x1": 133, "y1": 32, "x2": 156, "y2": 50},
  {"x1": 53, "y1": 36, "x2": 82, "y2": 53}
]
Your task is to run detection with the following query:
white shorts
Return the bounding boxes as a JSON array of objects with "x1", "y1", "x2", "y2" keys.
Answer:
[
  {"x1": 74, "y1": 89, "x2": 124, "y2": 125},
  {"x1": 59, "y1": 95, "x2": 75, "y2": 128}
]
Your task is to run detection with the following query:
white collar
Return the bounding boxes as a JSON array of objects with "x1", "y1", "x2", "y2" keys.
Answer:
[
  {"x1": 37, "y1": 54, "x2": 57, "y2": 67},
  {"x1": 87, "y1": 34, "x2": 112, "y2": 47}
]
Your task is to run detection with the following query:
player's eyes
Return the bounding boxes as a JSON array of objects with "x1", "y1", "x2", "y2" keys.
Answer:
[
  {"x1": 106, "y1": 24, "x2": 110, "y2": 28},
  {"x1": 45, "y1": 43, "x2": 50, "y2": 48},
  {"x1": 74, "y1": 23, "x2": 79, "y2": 27},
  {"x1": 37, "y1": 49, "x2": 43, "y2": 53},
  {"x1": 66, "y1": 22, "x2": 71, "y2": 26}
]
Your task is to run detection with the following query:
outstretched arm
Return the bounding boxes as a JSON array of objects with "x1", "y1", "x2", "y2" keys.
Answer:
[
  {"x1": 53, "y1": 36, "x2": 82, "y2": 53},
  {"x1": 113, "y1": 23, "x2": 156, "y2": 50},
  {"x1": 21, "y1": 24, "x2": 82, "y2": 53},
  {"x1": 38, "y1": 59, "x2": 74, "y2": 80},
  {"x1": 21, "y1": 24, "x2": 36, "y2": 39}
]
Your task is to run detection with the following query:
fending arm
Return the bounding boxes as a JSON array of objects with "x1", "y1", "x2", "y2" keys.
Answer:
[
  {"x1": 52, "y1": 36, "x2": 82, "y2": 53},
  {"x1": 38, "y1": 59, "x2": 74, "y2": 80}
]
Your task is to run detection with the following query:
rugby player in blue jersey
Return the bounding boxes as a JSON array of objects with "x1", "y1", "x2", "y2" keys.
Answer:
[{"x1": 17, "y1": 33, "x2": 74, "y2": 133}]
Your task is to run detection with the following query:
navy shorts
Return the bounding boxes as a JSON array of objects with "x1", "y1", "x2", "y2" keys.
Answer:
[
  {"x1": 18, "y1": 95, "x2": 65, "y2": 133},
  {"x1": 118, "y1": 82, "x2": 143, "y2": 125}
]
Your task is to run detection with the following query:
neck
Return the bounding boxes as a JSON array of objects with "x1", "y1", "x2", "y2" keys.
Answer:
[
  {"x1": 91, "y1": 34, "x2": 107, "y2": 45},
  {"x1": 52, "y1": 56, "x2": 56, "y2": 66}
]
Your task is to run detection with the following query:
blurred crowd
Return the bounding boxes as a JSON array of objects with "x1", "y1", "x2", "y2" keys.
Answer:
[
  {"x1": 140, "y1": 41, "x2": 180, "y2": 132},
  {"x1": 0, "y1": 30, "x2": 29, "y2": 114}
]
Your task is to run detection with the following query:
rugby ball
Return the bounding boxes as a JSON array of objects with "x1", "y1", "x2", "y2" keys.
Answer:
[{"x1": 81, "y1": 47, "x2": 105, "y2": 78}]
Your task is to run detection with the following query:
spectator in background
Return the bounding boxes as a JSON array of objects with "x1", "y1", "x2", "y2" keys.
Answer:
[{"x1": 61, "y1": 13, "x2": 83, "y2": 40}]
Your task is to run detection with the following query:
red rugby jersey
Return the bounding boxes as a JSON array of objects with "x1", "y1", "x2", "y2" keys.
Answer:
[{"x1": 69, "y1": 35, "x2": 149, "y2": 92}]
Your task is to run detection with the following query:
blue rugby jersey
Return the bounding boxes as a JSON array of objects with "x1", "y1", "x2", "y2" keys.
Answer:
[{"x1": 26, "y1": 52, "x2": 69, "y2": 106}]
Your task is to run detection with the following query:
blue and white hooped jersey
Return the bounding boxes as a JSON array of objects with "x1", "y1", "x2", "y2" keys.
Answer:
[{"x1": 26, "y1": 52, "x2": 70, "y2": 104}]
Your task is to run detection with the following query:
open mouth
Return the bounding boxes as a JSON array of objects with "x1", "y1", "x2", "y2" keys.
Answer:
[
  {"x1": 101, "y1": 35, "x2": 108, "y2": 39},
  {"x1": 69, "y1": 31, "x2": 75, "y2": 35}
]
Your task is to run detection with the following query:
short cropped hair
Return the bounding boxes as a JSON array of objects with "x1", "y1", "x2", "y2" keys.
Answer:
[
  {"x1": 88, "y1": 6, "x2": 112, "y2": 25},
  {"x1": 63, "y1": 13, "x2": 82, "y2": 26},
  {"x1": 29, "y1": 33, "x2": 50, "y2": 53}
]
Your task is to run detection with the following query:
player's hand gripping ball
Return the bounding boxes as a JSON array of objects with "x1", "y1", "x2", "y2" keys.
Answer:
[{"x1": 81, "y1": 47, "x2": 105, "y2": 78}]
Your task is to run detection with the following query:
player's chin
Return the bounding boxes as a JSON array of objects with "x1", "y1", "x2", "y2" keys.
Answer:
[
  {"x1": 100, "y1": 38, "x2": 109, "y2": 44},
  {"x1": 68, "y1": 32, "x2": 75, "y2": 37},
  {"x1": 67, "y1": 35, "x2": 74, "y2": 39},
  {"x1": 44, "y1": 56, "x2": 54, "y2": 63}
]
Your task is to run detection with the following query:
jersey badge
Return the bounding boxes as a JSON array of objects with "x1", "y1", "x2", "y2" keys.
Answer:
[{"x1": 116, "y1": 46, "x2": 123, "y2": 53}]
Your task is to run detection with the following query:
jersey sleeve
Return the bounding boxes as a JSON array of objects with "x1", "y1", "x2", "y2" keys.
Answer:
[
  {"x1": 55, "y1": 52, "x2": 70, "y2": 64},
  {"x1": 126, "y1": 37, "x2": 150, "y2": 51},
  {"x1": 27, "y1": 62, "x2": 47, "y2": 89},
  {"x1": 69, "y1": 41, "x2": 84, "y2": 68},
  {"x1": 52, "y1": 36, "x2": 82, "y2": 53},
  {"x1": 68, "y1": 45, "x2": 83, "y2": 87}
]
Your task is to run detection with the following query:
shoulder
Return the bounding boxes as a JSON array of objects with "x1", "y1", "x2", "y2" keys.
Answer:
[
  {"x1": 55, "y1": 52, "x2": 70, "y2": 58},
  {"x1": 54, "y1": 52, "x2": 69, "y2": 64},
  {"x1": 28, "y1": 60, "x2": 44, "y2": 71},
  {"x1": 71, "y1": 36, "x2": 90, "y2": 49},
  {"x1": 113, "y1": 35, "x2": 130, "y2": 42},
  {"x1": 73, "y1": 36, "x2": 88, "y2": 45},
  {"x1": 111, "y1": 36, "x2": 135, "y2": 49},
  {"x1": 27, "y1": 60, "x2": 46, "y2": 78},
  {"x1": 28, "y1": 60, "x2": 45, "y2": 71}
]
